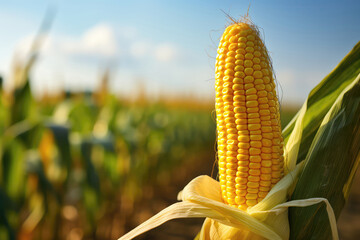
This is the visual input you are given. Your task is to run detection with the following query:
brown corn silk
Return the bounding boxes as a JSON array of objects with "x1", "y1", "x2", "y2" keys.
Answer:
[{"x1": 215, "y1": 21, "x2": 284, "y2": 210}]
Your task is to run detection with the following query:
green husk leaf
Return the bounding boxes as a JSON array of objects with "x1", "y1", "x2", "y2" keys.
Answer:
[
  {"x1": 283, "y1": 41, "x2": 360, "y2": 164},
  {"x1": 289, "y1": 74, "x2": 360, "y2": 239}
]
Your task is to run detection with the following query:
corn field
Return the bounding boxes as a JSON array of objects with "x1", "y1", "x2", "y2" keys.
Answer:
[
  {"x1": 1, "y1": 8, "x2": 360, "y2": 240},
  {"x1": 0, "y1": 64, "x2": 224, "y2": 239}
]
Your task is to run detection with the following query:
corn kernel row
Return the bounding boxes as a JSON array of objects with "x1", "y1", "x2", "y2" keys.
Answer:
[{"x1": 215, "y1": 22, "x2": 284, "y2": 210}]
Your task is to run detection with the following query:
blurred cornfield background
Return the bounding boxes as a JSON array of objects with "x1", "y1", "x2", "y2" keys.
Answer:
[
  {"x1": 0, "y1": 13, "x2": 359, "y2": 240},
  {"x1": 0, "y1": 60, "x2": 218, "y2": 240},
  {"x1": 0, "y1": 27, "x2": 299, "y2": 240}
]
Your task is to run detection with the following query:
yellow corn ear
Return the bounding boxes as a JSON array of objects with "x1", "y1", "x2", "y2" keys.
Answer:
[{"x1": 215, "y1": 21, "x2": 284, "y2": 210}]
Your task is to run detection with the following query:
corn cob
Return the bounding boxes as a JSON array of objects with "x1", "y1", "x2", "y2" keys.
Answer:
[{"x1": 215, "y1": 21, "x2": 284, "y2": 210}]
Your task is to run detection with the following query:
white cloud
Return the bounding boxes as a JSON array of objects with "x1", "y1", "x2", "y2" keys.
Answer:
[
  {"x1": 6, "y1": 22, "x2": 206, "y2": 99},
  {"x1": 12, "y1": 35, "x2": 34, "y2": 62},
  {"x1": 12, "y1": 23, "x2": 119, "y2": 62},
  {"x1": 65, "y1": 23, "x2": 118, "y2": 57},
  {"x1": 116, "y1": 26, "x2": 138, "y2": 40},
  {"x1": 154, "y1": 43, "x2": 178, "y2": 62},
  {"x1": 130, "y1": 41, "x2": 150, "y2": 59},
  {"x1": 12, "y1": 23, "x2": 183, "y2": 70},
  {"x1": 130, "y1": 41, "x2": 181, "y2": 62}
]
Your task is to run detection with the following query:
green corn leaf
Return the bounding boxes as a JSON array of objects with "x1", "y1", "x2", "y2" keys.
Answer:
[
  {"x1": 26, "y1": 151, "x2": 60, "y2": 205},
  {"x1": 92, "y1": 135, "x2": 115, "y2": 153},
  {"x1": 80, "y1": 140, "x2": 100, "y2": 193},
  {"x1": 0, "y1": 75, "x2": 3, "y2": 92},
  {"x1": 4, "y1": 119, "x2": 43, "y2": 149},
  {"x1": 46, "y1": 123, "x2": 73, "y2": 182},
  {"x1": 1, "y1": 140, "x2": 26, "y2": 201},
  {"x1": 0, "y1": 188, "x2": 16, "y2": 240},
  {"x1": 289, "y1": 74, "x2": 360, "y2": 239},
  {"x1": 283, "y1": 41, "x2": 360, "y2": 164},
  {"x1": 17, "y1": 122, "x2": 43, "y2": 149},
  {"x1": 80, "y1": 140, "x2": 100, "y2": 227},
  {"x1": 10, "y1": 80, "x2": 35, "y2": 124},
  {"x1": 69, "y1": 102, "x2": 98, "y2": 134}
]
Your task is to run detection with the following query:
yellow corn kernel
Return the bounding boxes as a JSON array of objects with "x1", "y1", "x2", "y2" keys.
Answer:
[
  {"x1": 247, "y1": 188, "x2": 259, "y2": 194},
  {"x1": 215, "y1": 21, "x2": 284, "y2": 210}
]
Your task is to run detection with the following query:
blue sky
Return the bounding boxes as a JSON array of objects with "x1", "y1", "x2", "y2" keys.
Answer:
[{"x1": 1, "y1": 0, "x2": 359, "y2": 104}]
